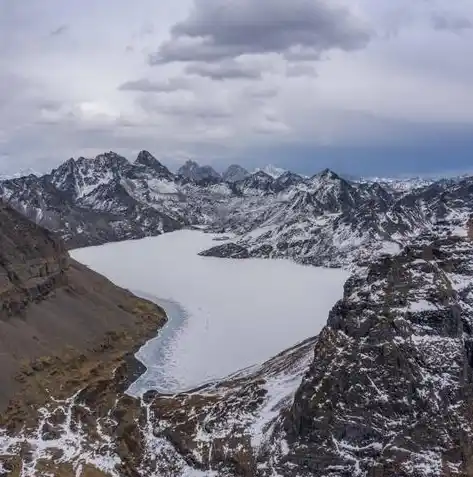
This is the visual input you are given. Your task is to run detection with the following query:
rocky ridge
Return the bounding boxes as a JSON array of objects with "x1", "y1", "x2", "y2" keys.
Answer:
[{"x1": 0, "y1": 151, "x2": 470, "y2": 270}]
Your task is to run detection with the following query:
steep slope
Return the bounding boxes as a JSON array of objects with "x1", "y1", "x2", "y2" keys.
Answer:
[
  {"x1": 222, "y1": 164, "x2": 249, "y2": 183},
  {"x1": 282, "y1": 230, "x2": 473, "y2": 476},
  {"x1": 0, "y1": 201, "x2": 166, "y2": 414}
]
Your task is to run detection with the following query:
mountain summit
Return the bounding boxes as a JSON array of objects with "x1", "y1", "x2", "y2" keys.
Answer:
[
  {"x1": 177, "y1": 160, "x2": 221, "y2": 184},
  {"x1": 222, "y1": 164, "x2": 249, "y2": 183},
  {"x1": 135, "y1": 150, "x2": 173, "y2": 178},
  {"x1": 254, "y1": 164, "x2": 287, "y2": 179}
]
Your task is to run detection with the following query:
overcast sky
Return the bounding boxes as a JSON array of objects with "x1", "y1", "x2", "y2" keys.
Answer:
[{"x1": 1, "y1": 0, "x2": 472, "y2": 176}]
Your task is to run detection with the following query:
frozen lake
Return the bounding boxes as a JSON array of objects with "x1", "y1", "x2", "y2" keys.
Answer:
[{"x1": 71, "y1": 230, "x2": 349, "y2": 394}]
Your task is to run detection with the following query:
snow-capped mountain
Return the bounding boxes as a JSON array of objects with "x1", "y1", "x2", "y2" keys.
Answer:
[
  {"x1": 222, "y1": 164, "x2": 249, "y2": 183},
  {"x1": 255, "y1": 164, "x2": 287, "y2": 179},
  {"x1": 0, "y1": 150, "x2": 472, "y2": 268},
  {"x1": 0, "y1": 168, "x2": 40, "y2": 180},
  {"x1": 177, "y1": 159, "x2": 221, "y2": 184},
  {"x1": 0, "y1": 152, "x2": 187, "y2": 247},
  {"x1": 360, "y1": 175, "x2": 435, "y2": 192}
]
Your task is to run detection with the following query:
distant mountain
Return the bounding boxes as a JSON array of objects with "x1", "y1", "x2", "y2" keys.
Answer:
[
  {"x1": 1, "y1": 151, "x2": 473, "y2": 269},
  {"x1": 222, "y1": 164, "x2": 249, "y2": 183},
  {"x1": 254, "y1": 164, "x2": 287, "y2": 179},
  {"x1": 0, "y1": 151, "x2": 185, "y2": 248},
  {"x1": 0, "y1": 168, "x2": 40, "y2": 180},
  {"x1": 201, "y1": 167, "x2": 473, "y2": 267},
  {"x1": 360, "y1": 175, "x2": 435, "y2": 192},
  {"x1": 177, "y1": 160, "x2": 221, "y2": 184}
]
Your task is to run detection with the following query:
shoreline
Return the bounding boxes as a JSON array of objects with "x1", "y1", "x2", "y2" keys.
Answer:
[
  {"x1": 126, "y1": 293, "x2": 189, "y2": 397},
  {"x1": 0, "y1": 289, "x2": 168, "y2": 430}
]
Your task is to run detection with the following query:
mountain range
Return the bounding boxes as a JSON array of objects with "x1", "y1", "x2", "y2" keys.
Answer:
[
  {"x1": 0, "y1": 150, "x2": 470, "y2": 268},
  {"x1": 1, "y1": 150, "x2": 473, "y2": 476}
]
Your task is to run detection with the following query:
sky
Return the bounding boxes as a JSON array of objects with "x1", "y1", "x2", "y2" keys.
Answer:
[{"x1": 1, "y1": 0, "x2": 472, "y2": 177}]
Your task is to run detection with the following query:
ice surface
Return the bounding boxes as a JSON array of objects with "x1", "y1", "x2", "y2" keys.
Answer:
[{"x1": 71, "y1": 230, "x2": 348, "y2": 394}]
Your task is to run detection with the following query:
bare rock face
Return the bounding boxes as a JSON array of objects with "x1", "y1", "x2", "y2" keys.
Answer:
[
  {"x1": 282, "y1": 233, "x2": 473, "y2": 476},
  {"x1": 0, "y1": 201, "x2": 68, "y2": 317},
  {"x1": 198, "y1": 242, "x2": 250, "y2": 259}
]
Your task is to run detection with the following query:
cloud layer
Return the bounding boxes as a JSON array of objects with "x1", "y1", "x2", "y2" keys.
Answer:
[
  {"x1": 1, "y1": 0, "x2": 473, "y2": 176},
  {"x1": 150, "y1": 0, "x2": 371, "y2": 64}
]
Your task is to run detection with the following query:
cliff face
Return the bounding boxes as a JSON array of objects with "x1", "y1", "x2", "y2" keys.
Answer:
[
  {"x1": 0, "y1": 202, "x2": 166, "y2": 412},
  {"x1": 284, "y1": 233, "x2": 473, "y2": 476},
  {"x1": 0, "y1": 201, "x2": 69, "y2": 316}
]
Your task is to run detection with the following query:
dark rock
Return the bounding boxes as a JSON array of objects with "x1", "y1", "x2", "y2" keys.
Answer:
[{"x1": 199, "y1": 242, "x2": 250, "y2": 259}]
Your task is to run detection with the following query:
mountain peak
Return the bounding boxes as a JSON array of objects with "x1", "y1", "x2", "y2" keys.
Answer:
[
  {"x1": 222, "y1": 164, "x2": 249, "y2": 183},
  {"x1": 319, "y1": 168, "x2": 340, "y2": 180},
  {"x1": 95, "y1": 151, "x2": 123, "y2": 160},
  {"x1": 93, "y1": 151, "x2": 130, "y2": 170},
  {"x1": 178, "y1": 160, "x2": 221, "y2": 184},
  {"x1": 135, "y1": 150, "x2": 172, "y2": 177},
  {"x1": 135, "y1": 150, "x2": 156, "y2": 164},
  {"x1": 255, "y1": 164, "x2": 286, "y2": 179}
]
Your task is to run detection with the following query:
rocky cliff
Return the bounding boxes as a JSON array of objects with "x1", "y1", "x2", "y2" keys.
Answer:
[{"x1": 0, "y1": 201, "x2": 68, "y2": 317}]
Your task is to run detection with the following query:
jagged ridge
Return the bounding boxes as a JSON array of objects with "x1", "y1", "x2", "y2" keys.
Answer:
[{"x1": 0, "y1": 151, "x2": 471, "y2": 269}]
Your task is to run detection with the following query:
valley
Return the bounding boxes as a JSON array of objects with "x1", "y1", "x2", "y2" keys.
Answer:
[
  {"x1": 2, "y1": 0, "x2": 471, "y2": 473},
  {"x1": 1, "y1": 153, "x2": 473, "y2": 476},
  {"x1": 71, "y1": 230, "x2": 348, "y2": 395}
]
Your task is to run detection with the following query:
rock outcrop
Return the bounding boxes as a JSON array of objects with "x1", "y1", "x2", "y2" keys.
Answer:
[{"x1": 280, "y1": 232, "x2": 473, "y2": 475}]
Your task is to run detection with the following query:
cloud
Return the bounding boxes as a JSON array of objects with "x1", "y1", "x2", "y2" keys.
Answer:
[
  {"x1": 244, "y1": 87, "x2": 279, "y2": 100},
  {"x1": 431, "y1": 13, "x2": 472, "y2": 32},
  {"x1": 149, "y1": 0, "x2": 371, "y2": 64},
  {"x1": 285, "y1": 63, "x2": 317, "y2": 77},
  {"x1": 50, "y1": 25, "x2": 69, "y2": 36},
  {"x1": 185, "y1": 60, "x2": 263, "y2": 80},
  {"x1": 118, "y1": 77, "x2": 192, "y2": 93},
  {"x1": 159, "y1": 102, "x2": 232, "y2": 119},
  {"x1": 1, "y1": 0, "x2": 473, "y2": 177}
]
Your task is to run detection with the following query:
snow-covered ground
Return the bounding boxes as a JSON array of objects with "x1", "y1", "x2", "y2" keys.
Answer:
[{"x1": 71, "y1": 230, "x2": 348, "y2": 393}]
